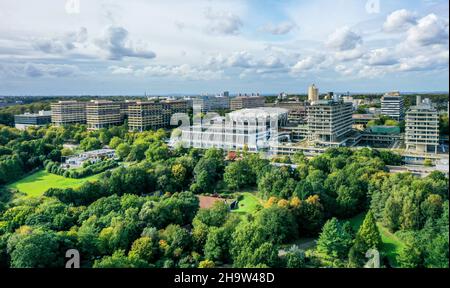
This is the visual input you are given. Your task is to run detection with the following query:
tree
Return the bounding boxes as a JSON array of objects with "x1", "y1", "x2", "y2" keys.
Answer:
[
  {"x1": 109, "y1": 136, "x2": 123, "y2": 149},
  {"x1": 223, "y1": 160, "x2": 252, "y2": 191},
  {"x1": 198, "y1": 259, "x2": 215, "y2": 268},
  {"x1": 80, "y1": 137, "x2": 102, "y2": 151},
  {"x1": 316, "y1": 218, "x2": 353, "y2": 261},
  {"x1": 116, "y1": 143, "x2": 131, "y2": 160},
  {"x1": 7, "y1": 228, "x2": 61, "y2": 268},
  {"x1": 397, "y1": 241, "x2": 422, "y2": 268},
  {"x1": 349, "y1": 211, "x2": 382, "y2": 267},
  {"x1": 128, "y1": 236, "x2": 156, "y2": 263},
  {"x1": 93, "y1": 250, "x2": 149, "y2": 268},
  {"x1": 284, "y1": 245, "x2": 306, "y2": 268}
]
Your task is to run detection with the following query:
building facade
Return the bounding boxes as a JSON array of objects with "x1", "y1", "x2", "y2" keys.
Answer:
[
  {"x1": 177, "y1": 108, "x2": 288, "y2": 152},
  {"x1": 405, "y1": 97, "x2": 439, "y2": 154},
  {"x1": 86, "y1": 100, "x2": 122, "y2": 130},
  {"x1": 308, "y1": 84, "x2": 319, "y2": 103},
  {"x1": 306, "y1": 99, "x2": 354, "y2": 146},
  {"x1": 381, "y1": 92, "x2": 404, "y2": 121},
  {"x1": 193, "y1": 95, "x2": 230, "y2": 113},
  {"x1": 230, "y1": 96, "x2": 265, "y2": 110},
  {"x1": 14, "y1": 111, "x2": 52, "y2": 130},
  {"x1": 128, "y1": 100, "x2": 188, "y2": 132},
  {"x1": 51, "y1": 101, "x2": 87, "y2": 126}
]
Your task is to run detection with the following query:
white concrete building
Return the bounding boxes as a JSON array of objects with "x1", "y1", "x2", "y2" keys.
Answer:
[
  {"x1": 176, "y1": 107, "x2": 288, "y2": 152},
  {"x1": 405, "y1": 97, "x2": 439, "y2": 154}
]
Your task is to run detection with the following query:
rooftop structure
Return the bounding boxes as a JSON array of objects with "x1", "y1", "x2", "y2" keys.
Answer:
[
  {"x1": 405, "y1": 96, "x2": 439, "y2": 154},
  {"x1": 14, "y1": 110, "x2": 52, "y2": 130}
]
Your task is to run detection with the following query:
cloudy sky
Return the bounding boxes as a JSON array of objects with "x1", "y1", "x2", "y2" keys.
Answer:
[{"x1": 0, "y1": 0, "x2": 448, "y2": 95}]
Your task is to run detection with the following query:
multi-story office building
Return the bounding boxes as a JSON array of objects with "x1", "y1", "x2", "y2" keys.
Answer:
[
  {"x1": 177, "y1": 108, "x2": 288, "y2": 152},
  {"x1": 381, "y1": 91, "x2": 404, "y2": 121},
  {"x1": 405, "y1": 96, "x2": 439, "y2": 154},
  {"x1": 308, "y1": 84, "x2": 319, "y2": 103},
  {"x1": 193, "y1": 95, "x2": 230, "y2": 113},
  {"x1": 128, "y1": 100, "x2": 188, "y2": 132},
  {"x1": 86, "y1": 100, "x2": 122, "y2": 130},
  {"x1": 51, "y1": 101, "x2": 87, "y2": 126},
  {"x1": 14, "y1": 110, "x2": 52, "y2": 130},
  {"x1": 306, "y1": 97, "x2": 354, "y2": 146},
  {"x1": 118, "y1": 100, "x2": 138, "y2": 121},
  {"x1": 230, "y1": 95, "x2": 265, "y2": 110},
  {"x1": 266, "y1": 101, "x2": 307, "y2": 124}
]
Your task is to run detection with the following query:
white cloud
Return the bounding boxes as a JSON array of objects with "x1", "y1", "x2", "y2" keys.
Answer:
[
  {"x1": 406, "y1": 14, "x2": 449, "y2": 46},
  {"x1": 108, "y1": 65, "x2": 134, "y2": 75},
  {"x1": 334, "y1": 47, "x2": 364, "y2": 62},
  {"x1": 326, "y1": 26, "x2": 362, "y2": 51},
  {"x1": 291, "y1": 55, "x2": 326, "y2": 73},
  {"x1": 366, "y1": 48, "x2": 398, "y2": 66},
  {"x1": 383, "y1": 9, "x2": 417, "y2": 32},
  {"x1": 261, "y1": 22, "x2": 295, "y2": 35},
  {"x1": 96, "y1": 26, "x2": 156, "y2": 60},
  {"x1": 204, "y1": 8, "x2": 243, "y2": 35},
  {"x1": 33, "y1": 27, "x2": 88, "y2": 54},
  {"x1": 24, "y1": 63, "x2": 79, "y2": 77}
]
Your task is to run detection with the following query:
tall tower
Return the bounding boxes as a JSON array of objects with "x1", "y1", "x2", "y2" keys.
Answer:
[{"x1": 308, "y1": 84, "x2": 319, "y2": 103}]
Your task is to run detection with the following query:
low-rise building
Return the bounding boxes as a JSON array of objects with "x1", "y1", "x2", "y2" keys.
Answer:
[
  {"x1": 64, "y1": 148, "x2": 116, "y2": 169},
  {"x1": 360, "y1": 125, "x2": 401, "y2": 148},
  {"x1": 14, "y1": 110, "x2": 52, "y2": 130}
]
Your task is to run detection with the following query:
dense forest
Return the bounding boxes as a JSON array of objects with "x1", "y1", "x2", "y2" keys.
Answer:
[{"x1": 0, "y1": 123, "x2": 448, "y2": 268}]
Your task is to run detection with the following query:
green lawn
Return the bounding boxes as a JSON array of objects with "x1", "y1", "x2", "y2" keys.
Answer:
[
  {"x1": 347, "y1": 212, "x2": 405, "y2": 267},
  {"x1": 7, "y1": 170, "x2": 102, "y2": 197},
  {"x1": 231, "y1": 191, "x2": 263, "y2": 215}
]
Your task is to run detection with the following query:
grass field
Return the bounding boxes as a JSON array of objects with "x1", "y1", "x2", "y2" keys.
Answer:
[
  {"x1": 7, "y1": 170, "x2": 102, "y2": 197},
  {"x1": 347, "y1": 212, "x2": 405, "y2": 267},
  {"x1": 231, "y1": 191, "x2": 263, "y2": 214}
]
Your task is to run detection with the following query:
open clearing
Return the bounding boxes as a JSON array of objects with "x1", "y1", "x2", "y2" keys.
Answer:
[
  {"x1": 7, "y1": 170, "x2": 101, "y2": 197},
  {"x1": 231, "y1": 190, "x2": 264, "y2": 215}
]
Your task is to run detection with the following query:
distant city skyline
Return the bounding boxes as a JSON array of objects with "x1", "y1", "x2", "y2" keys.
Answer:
[{"x1": 0, "y1": 0, "x2": 448, "y2": 95}]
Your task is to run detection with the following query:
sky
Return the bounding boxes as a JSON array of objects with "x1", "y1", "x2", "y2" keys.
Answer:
[{"x1": 0, "y1": 0, "x2": 448, "y2": 95}]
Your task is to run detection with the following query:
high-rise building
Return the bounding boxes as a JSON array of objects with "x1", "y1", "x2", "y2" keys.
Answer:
[
  {"x1": 405, "y1": 97, "x2": 439, "y2": 154},
  {"x1": 308, "y1": 84, "x2": 319, "y2": 103},
  {"x1": 51, "y1": 101, "x2": 87, "y2": 126},
  {"x1": 230, "y1": 95, "x2": 265, "y2": 110},
  {"x1": 193, "y1": 95, "x2": 230, "y2": 113},
  {"x1": 306, "y1": 99, "x2": 353, "y2": 146},
  {"x1": 118, "y1": 100, "x2": 138, "y2": 121},
  {"x1": 86, "y1": 100, "x2": 122, "y2": 130},
  {"x1": 381, "y1": 91, "x2": 404, "y2": 121},
  {"x1": 128, "y1": 100, "x2": 188, "y2": 132},
  {"x1": 14, "y1": 111, "x2": 52, "y2": 130}
]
